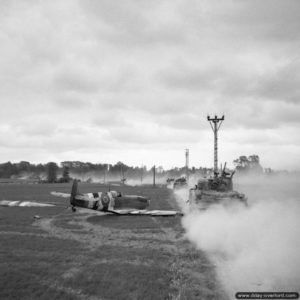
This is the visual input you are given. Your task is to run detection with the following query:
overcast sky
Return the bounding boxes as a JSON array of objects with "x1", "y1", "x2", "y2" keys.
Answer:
[{"x1": 0, "y1": 0, "x2": 299, "y2": 170}]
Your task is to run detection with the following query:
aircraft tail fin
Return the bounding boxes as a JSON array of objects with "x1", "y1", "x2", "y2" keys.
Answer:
[{"x1": 70, "y1": 179, "x2": 78, "y2": 206}]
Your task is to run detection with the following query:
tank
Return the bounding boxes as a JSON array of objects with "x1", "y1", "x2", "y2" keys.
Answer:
[
  {"x1": 173, "y1": 176, "x2": 188, "y2": 189},
  {"x1": 189, "y1": 164, "x2": 247, "y2": 210}
]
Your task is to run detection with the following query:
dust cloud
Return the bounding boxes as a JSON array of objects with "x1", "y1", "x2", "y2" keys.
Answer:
[
  {"x1": 174, "y1": 176, "x2": 300, "y2": 297},
  {"x1": 126, "y1": 176, "x2": 165, "y2": 186}
]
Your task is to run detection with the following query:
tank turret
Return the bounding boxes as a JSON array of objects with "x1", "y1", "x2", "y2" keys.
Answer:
[{"x1": 189, "y1": 163, "x2": 247, "y2": 209}]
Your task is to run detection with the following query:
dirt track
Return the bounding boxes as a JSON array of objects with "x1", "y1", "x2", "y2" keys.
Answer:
[
  {"x1": 33, "y1": 208, "x2": 228, "y2": 299},
  {"x1": 37, "y1": 210, "x2": 180, "y2": 251}
]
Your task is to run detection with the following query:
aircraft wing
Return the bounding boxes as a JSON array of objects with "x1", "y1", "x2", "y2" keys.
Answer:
[
  {"x1": 50, "y1": 191, "x2": 71, "y2": 198},
  {"x1": 0, "y1": 200, "x2": 55, "y2": 207},
  {"x1": 108, "y1": 209, "x2": 183, "y2": 216}
]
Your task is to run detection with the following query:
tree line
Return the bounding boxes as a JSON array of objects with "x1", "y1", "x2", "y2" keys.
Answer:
[
  {"x1": 0, "y1": 160, "x2": 213, "y2": 182},
  {"x1": 0, "y1": 155, "x2": 268, "y2": 183}
]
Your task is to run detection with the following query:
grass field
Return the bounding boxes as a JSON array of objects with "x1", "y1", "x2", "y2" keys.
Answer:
[{"x1": 0, "y1": 183, "x2": 228, "y2": 300}]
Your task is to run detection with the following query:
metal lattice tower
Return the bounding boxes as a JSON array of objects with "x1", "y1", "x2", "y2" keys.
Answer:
[
  {"x1": 207, "y1": 115, "x2": 224, "y2": 176},
  {"x1": 140, "y1": 164, "x2": 143, "y2": 185},
  {"x1": 185, "y1": 149, "x2": 189, "y2": 183}
]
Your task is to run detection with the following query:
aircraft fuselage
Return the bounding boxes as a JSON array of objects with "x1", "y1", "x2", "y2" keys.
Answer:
[{"x1": 71, "y1": 191, "x2": 149, "y2": 212}]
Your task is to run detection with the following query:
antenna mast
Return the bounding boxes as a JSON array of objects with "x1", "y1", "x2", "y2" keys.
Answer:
[{"x1": 207, "y1": 115, "x2": 224, "y2": 176}]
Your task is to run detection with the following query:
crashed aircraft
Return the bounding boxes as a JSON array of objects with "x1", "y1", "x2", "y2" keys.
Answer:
[{"x1": 52, "y1": 180, "x2": 182, "y2": 216}]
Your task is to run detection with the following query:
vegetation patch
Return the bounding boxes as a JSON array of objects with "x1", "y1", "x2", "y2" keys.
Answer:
[{"x1": 0, "y1": 183, "x2": 228, "y2": 300}]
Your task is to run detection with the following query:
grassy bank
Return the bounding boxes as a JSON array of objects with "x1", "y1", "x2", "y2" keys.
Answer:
[{"x1": 0, "y1": 183, "x2": 227, "y2": 299}]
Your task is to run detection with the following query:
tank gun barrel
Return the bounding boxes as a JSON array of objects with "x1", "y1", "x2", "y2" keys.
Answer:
[{"x1": 223, "y1": 162, "x2": 227, "y2": 173}]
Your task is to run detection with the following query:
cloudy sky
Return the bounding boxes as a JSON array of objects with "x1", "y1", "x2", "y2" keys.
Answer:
[{"x1": 0, "y1": 0, "x2": 299, "y2": 170}]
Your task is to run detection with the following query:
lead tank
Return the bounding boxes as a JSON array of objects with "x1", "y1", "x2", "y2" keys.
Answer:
[{"x1": 189, "y1": 164, "x2": 247, "y2": 209}]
